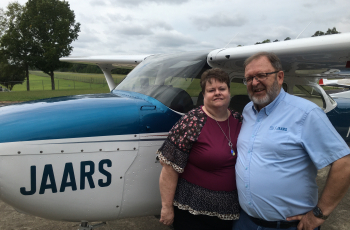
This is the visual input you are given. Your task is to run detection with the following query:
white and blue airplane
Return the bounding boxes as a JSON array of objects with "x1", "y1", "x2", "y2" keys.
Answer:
[
  {"x1": 0, "y1": 33, "x2": 350, "y2": 230},
  {"x1": 319, "y1": 78, "x2": 350, "y2": 98}
]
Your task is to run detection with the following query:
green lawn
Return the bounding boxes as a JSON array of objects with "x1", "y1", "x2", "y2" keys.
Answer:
[
  {"x1": 10, "y1": 74, "x2": 111, "y2": 91},
  {"x1": 30, "y1": 71, "x2": 126, "y2": 85},
  {"x1": 0, "y1": 88, "x2": 112, "y2": 101},
  {"x1": 0, "y1": 72, "x2": 125, "y2": 101}
]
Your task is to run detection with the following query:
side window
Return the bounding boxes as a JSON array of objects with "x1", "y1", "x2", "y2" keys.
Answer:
[
  {"x1": 229, "y1": 79, "x2": 250, "y2": 114},
  {"x1": 293, "y1": 85, "x2": 325, "y2": 109}
]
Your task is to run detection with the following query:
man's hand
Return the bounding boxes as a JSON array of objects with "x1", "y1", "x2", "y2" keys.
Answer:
[
  {"x1": 287, "y1": 210, "x2": 324, "y2": 230},
  {"x1": 159, "y1": 205, "x2": 174, "y2": 226}
]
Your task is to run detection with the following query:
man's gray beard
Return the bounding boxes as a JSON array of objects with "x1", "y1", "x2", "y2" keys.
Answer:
[{"x1": 248, "y1": 77, "x2": 280, "y2": 107}]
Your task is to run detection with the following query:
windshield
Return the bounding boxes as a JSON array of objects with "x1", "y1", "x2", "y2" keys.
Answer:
[{"x1": 114, "y1": 51, "x2": 211, "y2": 113}]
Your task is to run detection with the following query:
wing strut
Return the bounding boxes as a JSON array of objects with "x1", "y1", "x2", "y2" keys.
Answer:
[{"x1": 98, "y1": 64, "x2": 117, "y2": 91}]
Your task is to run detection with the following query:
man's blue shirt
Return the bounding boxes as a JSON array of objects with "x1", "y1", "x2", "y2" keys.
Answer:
[{"x1": 236, "y1": 89, "x2": 350, "y2": 221}]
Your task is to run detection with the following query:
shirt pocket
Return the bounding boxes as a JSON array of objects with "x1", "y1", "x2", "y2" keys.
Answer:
[{"x1": 261, "y1": 126, "x2": 292, "y2": 159}]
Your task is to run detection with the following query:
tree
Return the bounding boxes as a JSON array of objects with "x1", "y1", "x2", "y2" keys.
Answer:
[
  {"x1": 284, "y1": 37, "x2": 291, "y2": 41},
  {"x1": 23, "y1": 0, "x2": 80, "y2": 90},
  {"x1": 0, "y1": 50, "x2": 26, "y2": 90},
  {"x1": 273, "y1": 39, "x2": 279, "y2": 42},
  {"x1": 312, "y1": 31, "x2": 325, "y2": 37},
  {"x1": 325, "y1": 27, "x2": 340, "y2": 35},
  {"x1": 0, "y1": 2, "x2": 32, "y2": 91},
  {"x1": 255, "y1": 39, "x2": 271, "y2": 45},
  {"x1": 312, "y1": 27, "x2": 340, "y2": 37}
]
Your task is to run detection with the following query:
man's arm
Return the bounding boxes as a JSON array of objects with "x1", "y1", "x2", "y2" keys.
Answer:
[{"x1": 287, "y1": 154, "x2": 350, "y2": 230}]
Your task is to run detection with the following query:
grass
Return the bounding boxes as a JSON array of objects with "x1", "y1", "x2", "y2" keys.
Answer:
[
  {"x1": 30, "y1": 71, "x2": 126, "y2": 85},
  {"x1": 0, "y1": 72, "x2": 123, "y2": 101},
  {"x1": 0, "y1": 88, "x2": 111, "y2": 101},
  {"x1": 10, "y1": 74, "x2": 110, "y2": 91}
]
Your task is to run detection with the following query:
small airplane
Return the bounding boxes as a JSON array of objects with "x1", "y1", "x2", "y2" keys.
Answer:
[
  {"x1": 319, "y1": 78, "x2": 350, "y2": 88},
  {"x1": 1, "y1": 33, "x2": 350, "y2": 230},
  {"x1": 319, "y1": 78, "x2": 350, "y2": 98}
]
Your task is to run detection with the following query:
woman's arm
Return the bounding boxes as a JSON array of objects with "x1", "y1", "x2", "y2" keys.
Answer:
[{"x1": 159, "y1": 161, "x2": 179, "y2": 226}]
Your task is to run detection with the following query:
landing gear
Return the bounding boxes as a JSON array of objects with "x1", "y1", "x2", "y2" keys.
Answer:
[{"x1": 78, "y1": 221, "x2": 106, "y2": 230}]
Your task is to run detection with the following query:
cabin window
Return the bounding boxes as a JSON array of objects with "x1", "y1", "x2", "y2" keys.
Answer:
[
  {"x1": 115, "y1": 50, "x2": 252, "y2": 113},
  {"x1": 115, "y1": 51, "x2": 211, "y2": 113},
  {"x1": 293, "y1": 85, "x2": 326, "y2": 109}
]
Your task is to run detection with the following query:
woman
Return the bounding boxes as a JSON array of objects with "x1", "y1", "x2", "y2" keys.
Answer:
[{"x1": 157, "y1": 68, "x2": 242, "y2": 230}]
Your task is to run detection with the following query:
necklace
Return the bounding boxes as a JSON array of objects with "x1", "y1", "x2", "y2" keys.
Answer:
[{"x1": 215, "y1": 116, "x2": 235, "y2": 156}]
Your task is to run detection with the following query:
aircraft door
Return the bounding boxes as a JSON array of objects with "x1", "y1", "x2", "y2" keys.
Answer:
[
  {"x1": 116, "y1": 106, "x2": 167, "y2": 218},
  {"x1": 0, "y1": 135, "x2": 139, "y2": 222}
]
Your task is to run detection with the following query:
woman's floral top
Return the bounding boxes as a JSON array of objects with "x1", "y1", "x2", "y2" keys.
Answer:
[{"x1": 157, "y1": 107, "x2": 242, "y2": 220}]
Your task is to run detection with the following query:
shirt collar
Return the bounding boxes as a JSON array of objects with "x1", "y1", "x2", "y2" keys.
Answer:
[{"x1": 251, "y1": 88, "x2": 286, "y2": 115}]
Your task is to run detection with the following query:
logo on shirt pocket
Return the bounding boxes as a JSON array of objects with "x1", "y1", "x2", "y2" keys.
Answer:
[{"x1": 269, "y1": 126, "x2": 287, "y2": 131}]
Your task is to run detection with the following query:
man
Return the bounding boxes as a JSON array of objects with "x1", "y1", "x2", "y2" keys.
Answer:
[{"x1": 233, "y1": 52, "x2": 350, "y2": 230}]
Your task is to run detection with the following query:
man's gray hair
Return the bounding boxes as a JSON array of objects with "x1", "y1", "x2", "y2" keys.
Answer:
[{"x1": 244, "y1": 52, "x2": 283, "y2": 71}]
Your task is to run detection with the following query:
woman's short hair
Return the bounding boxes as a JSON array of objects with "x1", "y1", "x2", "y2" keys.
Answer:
[
  {"x1": 200, "y1": 68, "x2": 230, "y2": 94},
  {"x1": 243, "y1": 52, "x2": 283, "y2": 71}
]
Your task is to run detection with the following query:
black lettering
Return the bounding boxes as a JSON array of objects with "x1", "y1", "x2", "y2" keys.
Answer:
[
  {"x1": 39, "y1": 164, "x2": 57, "y2": 194},
  {"x1": 60, "y1": 163, "x2": 77, "y2": 192},
  {"x1": 98, "y1": 159, "x2": 112, "y2": 187},
  {"x1": 20, "y1": 166, "x2": 36, "y2": 195},
  {"x1": 80, "y1": 161, "x2": 95, "y2": 190}
]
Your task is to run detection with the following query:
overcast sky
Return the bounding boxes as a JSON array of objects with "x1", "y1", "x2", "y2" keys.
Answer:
[{"x1": 1, "y1": 0, "x2": 350, "y2": 57}]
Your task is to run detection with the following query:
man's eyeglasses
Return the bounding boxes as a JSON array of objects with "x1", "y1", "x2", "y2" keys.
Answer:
[{"x1": 243, "y1": 71, "x2": 280, "y2": 85}]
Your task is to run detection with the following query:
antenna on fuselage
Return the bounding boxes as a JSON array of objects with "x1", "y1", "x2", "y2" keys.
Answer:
[
  {"x1": 295, "y1": 22, "x2": 311, "y2": 39},
  {"x1": 225, "y1": 33, "x2": 239, "y2": 48}
]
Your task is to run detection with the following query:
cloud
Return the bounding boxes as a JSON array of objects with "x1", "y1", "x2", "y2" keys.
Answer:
[
  {"x1": 115, "y1": 24, "x2": 154, "y2": 36},
  {"x1": 122, "y1": 0, "x2": 189, "y2": 4},
  {"x1": 76, "y1": 26, "x2": 102, "y2": 44},
  {"x1": 106, "y1": 14, "x2": 134, "y2": 23},
  {"x1": 303, "y1": 0, "x2": 335, "y2": 8},
  {"x1": 153, "y1": 31, "x2": 196, "y2": 47},
  {"x1": 11, "y1": 0, "x2": 345, "y2": 57},
  {"x1": 106, "y1": 20, "x2": 173, "y2": 37},
  {"x1": 94, "y1": 0, "x2": 190, "y2": 7},
  {"x1": 192, "y1": 13, "x2": 248, "y2": 31},
  {"x1": 148, "y1": 21, "x2": 173, "y2": 31},
  {"x1": 89, "y1": 0, "x2": 107, "y2": 6}
]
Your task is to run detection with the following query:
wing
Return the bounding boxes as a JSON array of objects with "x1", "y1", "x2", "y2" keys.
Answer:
[
  {"x1": 59, "y1": 54, "x2": 154, "y2": 68},
  {"x1": 208, "y1": 33, "x2": 350, "y2": 78},
  {"x1": 60, "y1": 54, "x2": 154, "y2": 90},
  {"x1": 319, "y1": 78, "x2": 350, "y2": 89}
]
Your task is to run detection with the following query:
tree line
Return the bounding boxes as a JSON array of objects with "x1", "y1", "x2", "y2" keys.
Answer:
[
  {"x1": 253, "y1": 27, "x2": 340, "y2": 45},
  {"x1": 0, "y1": 0, "x2": 80, "y2": 90}
]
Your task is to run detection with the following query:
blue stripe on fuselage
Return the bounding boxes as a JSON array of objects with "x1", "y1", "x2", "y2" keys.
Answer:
[{"x1": 0, "y1": 91, "x2": 181, "y2": 143}]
